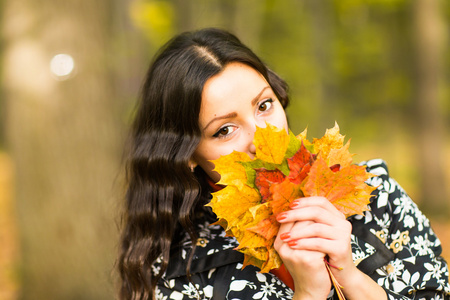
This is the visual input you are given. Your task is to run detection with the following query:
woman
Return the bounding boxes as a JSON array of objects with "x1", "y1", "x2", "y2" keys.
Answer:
[{"x1": 118, "y1": 28, "x2": 450, "y2": 300}]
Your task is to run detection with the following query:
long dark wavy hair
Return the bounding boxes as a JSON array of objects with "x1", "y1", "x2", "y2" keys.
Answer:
[{"x1": 118, "y1": 28, "x2": 290, "y2": 300}]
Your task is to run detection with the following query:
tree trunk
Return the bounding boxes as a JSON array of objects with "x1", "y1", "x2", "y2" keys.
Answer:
[
  {"x1": 411, "y1": 0, "x2": 449, "y2": 216},
  {"x1": 2, "y1": 0, "x2": 135, "y2": 299}
]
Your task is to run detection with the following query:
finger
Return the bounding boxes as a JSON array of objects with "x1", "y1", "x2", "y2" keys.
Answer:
[
  {"x1": 290, "y1": 197, "x2": 345, "y2": 219},
  {"x1": 286, "y1": 237, "x2": 339, "y2": 254},
  {"x1": 280, "y1": 223, "x2": 335, "y2": 242},
  {"x1": 283, "y1": 220, "x2": 352, "y2": 241},
  {"x1": 279, "y1": 220, "x2": 314, "y2": 241},
  {"x1": 284, "y1": 222, "x2": 352, "y2": 258},
  {"x1": 274, "y1": 222, "x2": 295, "y2": 250},
  {"x1": 276, "y1": 205, "x2": 344, "y2": 225},
  {"x1": 281, "y1": 248, "x2": 327, "y2": 267},
  {"x1": 287, "y1": 237, "x2": 354, "y2": 270}
]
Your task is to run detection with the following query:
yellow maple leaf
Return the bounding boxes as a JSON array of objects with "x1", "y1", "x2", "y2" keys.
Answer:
[
  {"x1": 312, "y1": 122, "x2": 345, "y2": 162},
  {"x1": 241, "y1": 246, "x2": 282, "y2": 273},
  {"x1": 207, "y1": 184, "x2": 260, "y2": 230},
  {"x1": 254, "y1": 123, "x2": 290, "y2": 164},
  {"x1": 296, "y1": 127, "x2": 312, "y2": 147},
  {"x1": 213, "y1": 151, "x2": 251, "y2": 188}
]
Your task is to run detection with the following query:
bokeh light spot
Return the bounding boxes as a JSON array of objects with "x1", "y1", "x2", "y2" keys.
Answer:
[{"x1": 50, "y1": 54, "x2": 75, "y2": 79}]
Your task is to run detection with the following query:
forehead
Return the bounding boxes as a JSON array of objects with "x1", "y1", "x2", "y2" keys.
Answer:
[{"x1": 200, "y1": 62, "x2": 269, "y2": 115}]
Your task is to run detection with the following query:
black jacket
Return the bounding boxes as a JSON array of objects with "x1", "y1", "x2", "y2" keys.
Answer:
[{"x1": 154, "y1": 160, "x2": 450, "y2": 300}]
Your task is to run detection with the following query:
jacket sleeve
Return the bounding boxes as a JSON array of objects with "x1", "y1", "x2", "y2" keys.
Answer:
[
  {"x1": 156, "y1": 263, "x2": 295, "y2": 300},
  {"x1": 360, "y1": 159, "x2": 450, "y2": 299}
]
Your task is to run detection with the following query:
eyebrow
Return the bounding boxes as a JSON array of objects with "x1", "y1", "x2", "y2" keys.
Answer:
[{"x1": 202, "y1": 86, "x2": 271, "y2": 131}]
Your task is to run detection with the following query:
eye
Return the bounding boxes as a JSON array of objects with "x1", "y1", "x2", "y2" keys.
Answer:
[
  {"x1": 258, "y1": 99, "x2": 273, "y2": 112},
  {"x1": 213, "y1": 125, "x2": 236, "y2": 138}
]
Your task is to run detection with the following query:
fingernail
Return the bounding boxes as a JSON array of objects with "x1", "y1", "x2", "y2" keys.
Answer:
[
  {"x1": 289, "y1": 200, "x2": 300, "y2": 209},
  {"x1": 276, "y1": 212, "x2": 288, "y2": 221},
  {"x1": 288, "y1": 240, "x2": 297, "y2": 247},
  {"x1": 280, "y1": 232, "x2": 291, "y2": 240}
]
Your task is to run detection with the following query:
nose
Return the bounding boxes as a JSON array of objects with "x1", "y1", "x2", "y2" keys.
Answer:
[
  {"x1": 246, "y1": 121, "x2": 261, "y2": 157},
  {"x1": 245, "y1": 117, "x2": 267, "y2": 158}
]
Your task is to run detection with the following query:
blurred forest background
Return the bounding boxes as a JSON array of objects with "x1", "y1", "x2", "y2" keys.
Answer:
[{"x1": 0, "y1": 0, "x2": 449, "y2": 299}]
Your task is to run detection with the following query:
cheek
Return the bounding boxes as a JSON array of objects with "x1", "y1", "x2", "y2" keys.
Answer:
[
  {"x1": 272, "y1": 109, "x2": 288, "y2": 131},
  {"x1": 205, "y1": 164, "x2": 221, "y2": 182},
  {"x1": 193, "y1": 144, "x2": 218, "y2": 169},
  {"x1": 194, "y1": 144, "x2": 220, "y2": 163},
  {"x1": 194, "y1": 153, "x2": 221, "y2": 182}
]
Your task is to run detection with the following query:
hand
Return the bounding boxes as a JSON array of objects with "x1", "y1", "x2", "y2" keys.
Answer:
[
  {"x1": 275, "y1": 220, "x2": 331, "y2": 299},
  {"x1": 274, "y1": 196, "x2": 355, "y2": 298}
]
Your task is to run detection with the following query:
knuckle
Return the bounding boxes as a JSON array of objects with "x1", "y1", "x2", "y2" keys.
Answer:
[{"x1": 343, "y1": 220, "x2": 352, "y2": 232}]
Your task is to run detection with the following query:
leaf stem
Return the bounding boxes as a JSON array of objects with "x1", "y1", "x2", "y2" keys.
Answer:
[{"x1": 324, "y1": 258, "x2": 346, "y2": 300}]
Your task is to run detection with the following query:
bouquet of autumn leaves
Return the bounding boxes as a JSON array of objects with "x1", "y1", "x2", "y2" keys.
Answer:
[{"x1": 207, "y1": 123, "x2": 376, "y2": 273}]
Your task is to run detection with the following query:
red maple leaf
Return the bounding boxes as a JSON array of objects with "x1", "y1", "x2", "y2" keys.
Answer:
[
  {"x1": 287, "y1": 143, "x2": 314, "y2": 184},
  {"x1": 255, "y1": 169, "x2": 285, "y2": 202}
]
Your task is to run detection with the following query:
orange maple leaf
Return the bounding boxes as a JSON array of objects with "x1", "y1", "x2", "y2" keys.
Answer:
[
  {"x1": 302, "y1": 158, "x2": 376, "y2": 218},
  {"x1": 270, "y1": 178, "x2": 304, "y2": 216}
]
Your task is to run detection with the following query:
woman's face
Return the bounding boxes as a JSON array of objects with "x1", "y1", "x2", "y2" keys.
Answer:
[{"x1": 192, "y1": 62, "x2": 288, "y2": 182}]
